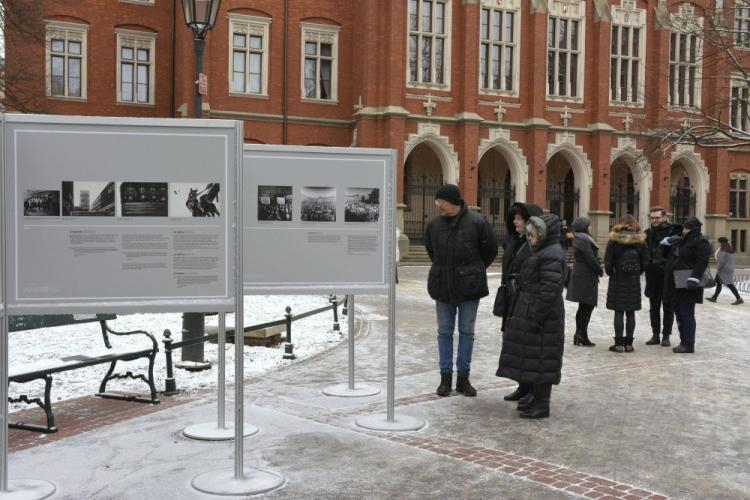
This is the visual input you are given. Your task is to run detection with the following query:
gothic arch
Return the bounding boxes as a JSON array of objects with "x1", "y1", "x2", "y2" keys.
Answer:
[
  {"x1": 404, "y1": 124, "x2": 459, "y2": 185},
  {"x1": 611, "y1": 137, "x2": 653, "y2": 228},
  {"x1": 670, "y1": 145, "x2": 709, "y2": 222},
  {"x1": 478, "y1": 128, "x2": 529, "y2": 202},
  {"x1": 546, "y1": 133, "x2": 593, "y2": 216}
]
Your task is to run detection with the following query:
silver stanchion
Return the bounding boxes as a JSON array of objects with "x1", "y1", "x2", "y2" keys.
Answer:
[
  {"x1": 183, "y1": 312, "x2": 258, "y2": 441},
  {"x1": 323, "y1": 295, "x2": 379, "y2": 397},
  {"x1": 191, "y1": 127, "x2": 285, "y2": 496}
]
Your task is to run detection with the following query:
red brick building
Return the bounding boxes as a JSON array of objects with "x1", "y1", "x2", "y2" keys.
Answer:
[{"x1": 5, "y1": 0, "x2": 750, "y2": 260}]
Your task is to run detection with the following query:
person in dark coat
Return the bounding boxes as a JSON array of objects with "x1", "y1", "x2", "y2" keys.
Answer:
[
  {"x1": 661, "y1": 217, "x2": 711, "y2": 353},
  {"x1": 425, "y1": 184, "x2": 498, "y2": 397},
  {"x1": 497, "y1": 214, "x2": 565, "y2": 419},
  {"x1": 643, "y1": 207, "x2": 682, "y2": 347},
  {"x1": 496, "y1": 202, "x2": 543, "y2": 404},
  {"x1": 565, "y1": 217, "x2": 603, "y2": 347},
  {"x1": 604, "y1": 214, "x2": 647, "y2": 353},
  {"x1": 706, "y1": 237, "x2": 744, "y2": 305}
]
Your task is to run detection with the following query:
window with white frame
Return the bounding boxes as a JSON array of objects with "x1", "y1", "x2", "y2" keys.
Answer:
[
  {"x1": 479, "y1": 0, "x2": 519, "y2": 93},
  {"x1": 116, "y1": 31, "x2": 156, "y2": 104},
  {"x1": 45, "y1": 21, "x2": 88, "y2": 99},
  {"x1": 301, "y1": 23, "x2": 339, "y2": 101},
  {"x1": 668, "y1": 4, "x2": 703, "y2": 108},
  {"x1": 731, "y1": 79, "x2": 750, "y2": 132},
  {"x1": 730, "y1": 173, "x2": 749, "y2": 218},
  {"x1": 229, "y1": 15, "x2": 271, "y2": 95},
  {"x1": 735, "y1": 1, "x2": 750, "y2": 48},
  {"x1": 547, "y1": 1, "x2": 584, "y2": 99},
  {"x1": 610, "y1": 1, "x2": 645, "y2": 105},
  {"x1": 408, "y1": 0, "x2": 450, "y2": 87}
]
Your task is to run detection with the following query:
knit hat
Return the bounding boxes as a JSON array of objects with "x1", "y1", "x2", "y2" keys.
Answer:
[
  {"x1": 571, "y1": 216, "x2": 591, "y2": 233},
  {"x1": 683, "y1": 217, "x2": 702, "y2": 231},
  {"x1": 435, "y1": 184, "x2": 461, "y2": 206}
]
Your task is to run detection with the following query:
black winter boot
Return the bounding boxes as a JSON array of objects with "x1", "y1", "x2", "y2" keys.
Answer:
[
  {"x1": 660, "y1": 335, "x2": 671, "y2": 347},
  {"x1": 624, "y1": 338, "x2": 634, "y2": 353},
  {"x1": 520, "y1": 384, "x2": 551, "y2": 419},
  {"x1": 456, "y1": 372, "x2": 477, "y2": 397},
  {"x1": 645, "y1": 333, "x2": 660, "y2": 345},
  {"x1": 436, "y1": 372, "x2": 452, "y2": 396},
  {"x1": 517, "y1": 390, "x2": 535, "y2": 411},
  {"x1": 609, "y1": 337, "x2": 624, "y2": 353},
  {"x1": 504, "y1": 383, "x2": 530, "y2": 401}
]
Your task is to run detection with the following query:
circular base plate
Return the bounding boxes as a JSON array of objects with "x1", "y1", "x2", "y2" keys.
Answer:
[
  {"x1": 174, "y1": 361, "x2": 212, "y2": 372},
  {"x1": 191, "y1": 467, "x2": 285, "y2": 496},
  {"x1": 322, "y1": 383, "x2": 381, "y2": 397},
  {"x1": 183, "y1": 422, "x2": 259, "y2": 441},
  {"x1": 355, "y1": 413, "x2": 426, "y2": 432},
  {"x1": 1, "y1": 479, "x2": 56, "y2": 499}
]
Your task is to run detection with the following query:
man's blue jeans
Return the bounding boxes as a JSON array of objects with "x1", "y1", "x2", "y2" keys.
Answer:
[{"x1": 436, "y1": 299, "x2": 480, "y2": 374}]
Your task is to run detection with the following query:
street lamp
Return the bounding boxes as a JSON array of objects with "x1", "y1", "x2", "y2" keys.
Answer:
[
  {"x1": 179, "y1": 0, "x2": 221, "y2": 366},
  {"x1": 182, "y1": 0, "x2": 222, "y2": 118}
]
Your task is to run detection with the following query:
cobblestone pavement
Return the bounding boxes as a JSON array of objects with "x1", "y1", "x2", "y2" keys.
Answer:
[{"x1": 6, "y1": 266, "x2": 750, "y2": 499}]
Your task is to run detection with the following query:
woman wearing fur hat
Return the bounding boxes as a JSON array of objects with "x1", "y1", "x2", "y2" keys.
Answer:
[
  {"x1": 604, "y1": 215, "x2": 648, "y2": 353},
  {"x1": 497, "y1": 214, "x2": 566, "y2": 419},
  {"x1": 566, "y1": 217, "x2": 604, "y2": 347}
]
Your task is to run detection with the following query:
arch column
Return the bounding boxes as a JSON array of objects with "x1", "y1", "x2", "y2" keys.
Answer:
[
  {"x1": 478, "y1": 128, "x2": 529, "y2": 203},
  {"x1": 546, "y1": 132, "x2": 593, "y2": 216}
]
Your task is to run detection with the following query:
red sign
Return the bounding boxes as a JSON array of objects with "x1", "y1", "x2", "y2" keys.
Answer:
[{"x1": 198, "y1": 73, "x2": 208, "y2": 96}]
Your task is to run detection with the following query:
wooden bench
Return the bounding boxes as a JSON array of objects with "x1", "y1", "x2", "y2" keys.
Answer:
[{"x1": 8, "y1": 314, "x2": 160, "y2": 433}]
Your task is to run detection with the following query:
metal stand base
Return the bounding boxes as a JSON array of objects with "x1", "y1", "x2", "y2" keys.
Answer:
[
  {"x1": 0, "y1": 479, "x2": 56, "y2": 499},
  {"x1": 191, "y1": 467, "x2": 285, "y2": 496},
  {"x1": 183, "y1": 422, "x2": 259, "y2": 441},
  {"x1": 174, "y1": 361, "x2": 212, "y2": 371},
  {"x1": 322, "y1": 383, "x2": 380, "y2": 397},
  {"x1": 355, "y1": 413, "x2": 425, "y2": 432}
]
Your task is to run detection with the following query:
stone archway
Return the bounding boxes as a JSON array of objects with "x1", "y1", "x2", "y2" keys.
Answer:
[
  {"x1": 609, "y1": 158, "x2": 639, "y2": 227},
  {"x1": 610, "y1": 137, "x2": 653, "y2": 229},
  {"x1": 403, "y1": 123, "x2": 459, "y2": 185},
  {"x1": 477, "y1": 148, "x2": 514, "y2": 240},
  {"x1": 402, "y1": 142, "x2": 445, "y2": 244},
  {"x1": 546, "y1": 152, "x2": 579, "y2": 224},
  {"x1": 547, "y1": 133, "x2": 593, "y2": 217},
  {"x1": 670, "y1": 145, "x2": 709, "y2": 223}
]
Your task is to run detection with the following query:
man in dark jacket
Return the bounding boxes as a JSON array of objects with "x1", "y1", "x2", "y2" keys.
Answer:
[
  {"x1": 425, "y1": 184, "x2": 498, "y2": 397},
  {"x1": 643, "y1": 207, "x2": 681, "y2": 346},
  {"x1": 661, "y1": 217, "x2": 711, "y2": 353}
]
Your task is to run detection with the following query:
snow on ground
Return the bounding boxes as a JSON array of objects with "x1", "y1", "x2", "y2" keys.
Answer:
[{"x1": 8, "y1": 295, "x2": 347, "y2": 411}]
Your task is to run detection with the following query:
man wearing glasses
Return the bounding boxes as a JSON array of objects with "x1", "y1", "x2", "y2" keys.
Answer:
[
  {"x1": 643, "y1": 207, "x2": 681, "y2": 346},
  {"x1": 425, "y1": 184, "x2": 498, "y2": 397}
]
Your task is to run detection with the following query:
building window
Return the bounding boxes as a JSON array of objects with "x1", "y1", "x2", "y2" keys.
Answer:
[
  {"x1": 735, "y1": 1, "x2": 750, "y2": 49},
  {"x1": 730, "y1": 174, "x2": 749, "y2": 218},
  {"x1": 731, "y1": 80, "x2": 750, "y2": 132},
  {"x1": 731, "y1": 229, "x2": 747, "y2": 252},
  {"x1": 116, "y1": 31, "x2": 156, "y2": 104},
  {"x1": 45, "y1": 21, "x2": 88, "y2": 99},
  {"x1": 301, "y1": 23, "x2": 340, "y2": 101},
  {"x1": 668, "y1": 4, "x2": 703, "y2": 108},
  {"x1": 229, "y1": 15, "x2": 271, "y2": 96},
  {"x1": 547, "y1": 1, "x2": 585, "y2": 99},
  {"x1": 408, "y1": 0, "x2": 451, "y2": 87},
  {"x1": 479, "y1": 0, "x2": 519, "y2": 93},
  {"x1": 610, "y1": 1, "x2": 645, "y2": 105}
]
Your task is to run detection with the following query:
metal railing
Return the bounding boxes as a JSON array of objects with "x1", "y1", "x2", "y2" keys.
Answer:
[
  {"x1": 735, "y1": 275, "x2": 750, "y2": 294},
  {"x1": 162, "y1": 295, "x2": 345, "y2": 395}
]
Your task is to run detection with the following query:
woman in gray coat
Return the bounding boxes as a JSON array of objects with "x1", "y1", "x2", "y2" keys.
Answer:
[
  {"x1": 565, "y1": 217, "x2": 603, "y2": 346},
  {"x1": 706, "y1": 237, "x2": 743, "y2": 305}
]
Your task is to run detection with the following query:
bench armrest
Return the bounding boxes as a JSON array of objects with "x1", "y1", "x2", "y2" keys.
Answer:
[{"x1": 99, "y1": 320, "x2": 159, "y2": 354}]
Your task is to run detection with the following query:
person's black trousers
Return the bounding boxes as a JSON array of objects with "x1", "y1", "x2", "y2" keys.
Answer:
[
  {"x1": 648, "y1": 296, "x2": 674, "y2": 337},
  {"x1": 673, "y1": 299, "x2": 697, "y2": 346},
  {"x1": 575, "y1": 303, "x2": 595, "y2": 335}
]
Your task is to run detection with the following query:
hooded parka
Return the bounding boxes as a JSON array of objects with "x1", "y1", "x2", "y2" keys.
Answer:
[
  {"x1": 425, "y1": 202, "x2": 498, "y2": 305},
  {"x1": 565, "y1": 218, "x2": 603, "y2": 306},
  {"x1": 497, "y1": 214, "x2": 566, "y2": 386},
  {"x1": 604, "y1": 224, "x2": 647, "y2": 311}
]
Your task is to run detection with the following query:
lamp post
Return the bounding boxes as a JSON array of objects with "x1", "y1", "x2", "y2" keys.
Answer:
[{"x1": 180, "y1": 0, "x2": 221, "y2": 365}]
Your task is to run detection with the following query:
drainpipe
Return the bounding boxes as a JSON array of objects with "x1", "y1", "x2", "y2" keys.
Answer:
[{"x1": 282, "y1": 0, "x2": 289, "y2": 144}]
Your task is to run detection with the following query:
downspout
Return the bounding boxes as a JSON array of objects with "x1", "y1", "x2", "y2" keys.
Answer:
[
  {"x1": 282, "y1": 0, "x2": 289, "y2": 144},
  {"x1": 170, "y1": 0, "x2": 176, "y2": 117}
]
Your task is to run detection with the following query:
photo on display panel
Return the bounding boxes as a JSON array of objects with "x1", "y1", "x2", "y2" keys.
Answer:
[
  {"x1": 62, "y1": 181, "x2": 115, "y2": 216},
  {"x1": 301, "y1": 186, "x2": 336, "y2": 222},
  {"x1": 345, "y1": 187, "x2": 380, "y2": 222},
  {"x1": 169, "y1": 182, "x2": 221, "y2": 217},
  {"x1": 118, "y1": 182, "x2": 169, "y2": 217},
  {"x1": 23, "y1": 190, "x2": 61, "y2": 216},
  {"x1": 257, "y1": 185, "x2": 293, "y2": 221}
]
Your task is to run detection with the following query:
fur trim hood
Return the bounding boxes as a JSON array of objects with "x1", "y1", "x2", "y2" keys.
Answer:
[{"x1": 609, "y1": 223, "x2": 646, "y2": 245}]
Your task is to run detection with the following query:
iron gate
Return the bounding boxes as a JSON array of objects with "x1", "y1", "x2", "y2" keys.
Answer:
[
  {"x1": 547, "y1": 178, "x2": 579, "y2": 225},
  {"x1": 404, "y1": 174, "x2": 442, "y2": 244},
  {"x1": 609, "y1": 185, "x2": 639, "y2": 227},
  {"x1": 478, "y1": 183, "x2": 514, "y2": 241},
  {"x1": 671, "y1": 189, "x2": 696, "y2": 225}
]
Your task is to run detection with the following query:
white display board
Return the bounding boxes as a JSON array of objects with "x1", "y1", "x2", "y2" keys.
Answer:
[
  {"x1": 243, "y1": 146, "x2": 395, "y2": 294},
  {"x1": 2, "y1": 114, "x2": 240, "y2": 314}
]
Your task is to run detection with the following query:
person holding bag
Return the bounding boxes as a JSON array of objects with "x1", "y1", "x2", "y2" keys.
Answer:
[
  {"x1": 494, "y1": 202, "x2": 543, "y2": 405},
  {"x1": 706, "y1": 237, "x2": 743, "y2": 305},
  {"x1": 565, "y1": 217, "x2": 603, "y2": 347},
  {"x1": 661, "y1": 217, "x2": 711, "y2": 353}
]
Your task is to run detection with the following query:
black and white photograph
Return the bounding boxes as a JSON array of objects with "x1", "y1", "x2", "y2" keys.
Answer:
[
  {"x1": 23, "y1": 190, "x2": 60, "y2": 216},
  {"x1": 119, "y1": 182, "x2": 168, "y2": 217},
  {"x1": 301, "y1": 186, "x2": 336, "y2": 222},
  {"x1": 62, "y1": 181, "x2": 115, "y2": 216},
  {"x1": 345, "y1": 187, "x2": 380, "y2": 222},
  {"x1": 170, "y1": 182, "x2": 221, "y2": 217},
  {"x1": 258, "y1": 185, "x2": 293, "y2": 221}
]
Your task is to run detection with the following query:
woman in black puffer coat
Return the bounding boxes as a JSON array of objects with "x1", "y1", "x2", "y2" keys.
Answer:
[
  {"x1": 565, "y1": 217, "x2": 603, "y2": 347},
  {"x1": 497, "y1": 214, "x2": 565, "y2": 419},
  {"x1": 604, "y1": 214, "x2": 647, "y2": 353}
]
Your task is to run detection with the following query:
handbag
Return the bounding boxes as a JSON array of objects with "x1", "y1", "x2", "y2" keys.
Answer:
[
  {"x1": 492, "y1": 284, "x2": 505, "y2": 317},
  {"x1": 673, "y1": 268, "x2": 716, "y2": 289}
]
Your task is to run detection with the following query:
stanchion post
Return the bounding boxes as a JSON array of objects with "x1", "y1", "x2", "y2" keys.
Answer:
[
  {"x1": 330, "y1": 294, "x2": 340, "y2": 332},
  {"x1": 348, "y1": 294, "x2": 355, "y2": 390},
  {"x1": 163, "y1": 330, "x2": 178, "y2": 395},
  {"x1": 283, "y1": 306, "x2": 295, "y2": 360},
  {"x1": 217, "y1": 312, "x2": 226, "y2": 428}
]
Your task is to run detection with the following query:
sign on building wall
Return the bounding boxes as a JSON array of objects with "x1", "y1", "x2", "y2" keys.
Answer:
[
  {"x1": 2, "y1": 114, "x2": 240, "y2": 314},
  {"x1": 243, "y1": 146, "x2": 396, "y2": 294}
]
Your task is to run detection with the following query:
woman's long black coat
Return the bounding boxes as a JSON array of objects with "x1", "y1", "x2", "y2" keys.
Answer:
[
  {"x1": 604, "y1": 228, "x2": 647, "y2": 311},
  {"x1": 565, "y1": 233, "x2": 603, "y2": 306},
  {"x1": 663, "y1": 228, "x2": 711, "y2": 305},
  {"x1": 497, "y1": 215, "x2": 565, "y2": 386}
]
